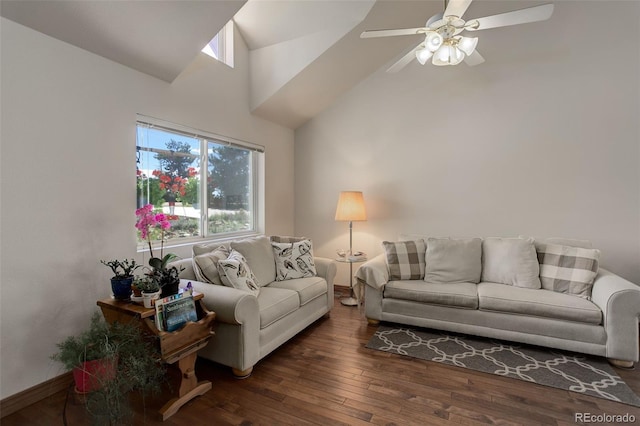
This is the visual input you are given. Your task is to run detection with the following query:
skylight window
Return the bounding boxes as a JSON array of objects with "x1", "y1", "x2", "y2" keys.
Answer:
[{"x1": 202, "y1": 20, "x2": 234, "y2": 68}]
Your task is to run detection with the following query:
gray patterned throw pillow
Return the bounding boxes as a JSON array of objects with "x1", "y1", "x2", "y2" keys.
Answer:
[
  {"x1": 536, "y1": 242, "x2": 600, "y2": 299},
  {"x1": 272, "y1": 239, "x2": 317, "y2": 281},
  {"x1": 382, "y1": 240, "x2": 426, "y2": 280},
  {"x1": 216, "y1": 249, "x2": 260, "y2": 295}
]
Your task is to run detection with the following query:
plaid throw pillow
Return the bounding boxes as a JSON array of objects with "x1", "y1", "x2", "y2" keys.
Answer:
[
  {"x1": 536, "y1": 242, "x2": 600, "y2": 299},
  {"x1": 382, "y1": 240, "x2": 426, "y2": 280}
]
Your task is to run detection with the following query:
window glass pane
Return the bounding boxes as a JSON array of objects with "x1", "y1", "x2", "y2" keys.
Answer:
[
  {"x1": 201, "y1": 20, "x2": 234, "y2": 68},
  {"x1": 136, "y1": 126, "x2": 200, "y2": 243},
  {"x1": 207, "y1": 141, "x2": 253, "y2": 235}
]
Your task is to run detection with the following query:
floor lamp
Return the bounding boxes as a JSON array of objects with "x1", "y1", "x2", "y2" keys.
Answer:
[{"x1": 335, "y1": 191, "x2": 367, "y2": 306}]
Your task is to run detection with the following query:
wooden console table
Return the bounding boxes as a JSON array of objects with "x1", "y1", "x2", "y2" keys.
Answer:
[{"x1": 97, "y1": 293, "x2": 215, "y2": 420}]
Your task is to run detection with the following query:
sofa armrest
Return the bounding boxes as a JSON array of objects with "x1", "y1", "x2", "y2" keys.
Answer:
[
  {"x1": 179, "y1": 279, "x2": 259, "y2": 326},
  {"x1": 590, "y1": 268, "x2": 640, "y2": 361},
  {"x1": 355, "y1": 254, "x2": 389, "y2": 291},
  {"x1": 314, "y1": 257, "x2": 337, "y2": 288}
]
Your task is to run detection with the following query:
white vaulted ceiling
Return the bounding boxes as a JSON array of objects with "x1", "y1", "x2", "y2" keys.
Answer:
[
  {"x1": 0, "y1": 0, "x2": 245, "y2": 82},
  {"x1": 1, "y1": 0, "x2": 558, "y2": 129}
]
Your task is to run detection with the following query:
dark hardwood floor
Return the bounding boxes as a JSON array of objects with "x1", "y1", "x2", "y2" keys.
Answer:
[{"x1": 5, "y1": 288, "x2": 640, "y2": 425}]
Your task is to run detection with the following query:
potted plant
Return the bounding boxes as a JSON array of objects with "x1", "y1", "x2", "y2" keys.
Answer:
[
  {"x1": 52, "y1": 312, "x2": 165, "y2": 424},
  {"x1": 101, "y1": 259, "x2": 141, "y2": 300},
  {"x1": 134, "y1": 275, "x2": 161, "y2": 308},
  {"x1": 135, "y1": 204, "x2": 183, "y2": 297},
  {"x1": 148, "y1": 261, "x2": 184, "y2": 298}
]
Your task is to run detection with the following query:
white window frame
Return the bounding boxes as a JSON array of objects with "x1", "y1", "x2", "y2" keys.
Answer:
[{"x1": 136, "y1": 115, "x2": 263, "y2": 252}]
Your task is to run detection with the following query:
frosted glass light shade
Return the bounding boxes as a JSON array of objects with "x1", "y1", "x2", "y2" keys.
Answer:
[
  {"x1": 335, "y1": 191, "x2": 367, "y2": 221},
  {"x1": 424, "y1": 31, "x2": 443, "y2": 52},
  {"x1": 416, "y1": 47, "x2": 434, "y2": 65},
  {"x1": 433, "y1": 45, "x2": 464, "y2": 66},
  {"x1": 458, "y1": 36, "x2": 478, "y2": 56}
]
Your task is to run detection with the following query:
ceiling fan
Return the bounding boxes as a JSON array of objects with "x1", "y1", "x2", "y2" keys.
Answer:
[{"x1": 360, "y1": 0, "x2": 554, "y2": 72}]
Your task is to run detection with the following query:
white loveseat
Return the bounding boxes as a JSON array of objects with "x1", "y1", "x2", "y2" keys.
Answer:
[
  {"x1": 356, "y1": 236, "x2": 640, "y2": 366},
  {"x1": 170, "y1": 235, "x2": 336, "y2": 377}
]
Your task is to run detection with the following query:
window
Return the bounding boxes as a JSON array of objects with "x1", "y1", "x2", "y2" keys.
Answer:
[
  {"x1": 136, "y1": 116, "x2": 262, "y2": 249},
  {"x1": 201, "y1": 20, "x2": 234, "y2": 68}
]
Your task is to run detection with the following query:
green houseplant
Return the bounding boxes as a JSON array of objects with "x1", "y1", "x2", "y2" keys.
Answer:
[
  {"x1": 101, "y1": 259, "x2": 141, "y2": 300},
  {"x1": 52, "y1": 312, "x2": 165, "y2": 425},
  {"x1": 134, "y1": 275, "x2": 161, "y2": 308}
]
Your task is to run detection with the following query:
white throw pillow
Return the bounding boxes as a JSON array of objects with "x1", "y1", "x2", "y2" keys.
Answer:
[
  {"x1": 272, "y1": 240, "x2": 317, "y2": 281},
  {"x1": 230, "y1": 236, "x2": 276, "y2": 286},
  {"x1": 192, "y1": 246, "x2": 229, "y2": 285},
  {"x1": 424, "y1": 238, "x2": 482, "y2": 284},
  {"x1": 535, "y1": 242, "x2": 600, "y2": 299},
  {"x1": 216, "y1": 250, "x2": 260, "y2": 296},
  {"x1": 481, "y1": 237, "x2": 541, "y2": 289},
  {"x1": 193, "y1": 242, "x2": 230, "y2": 256}
]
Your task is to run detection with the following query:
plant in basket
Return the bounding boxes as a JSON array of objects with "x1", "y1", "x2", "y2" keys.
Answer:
[{"x1": 135, "y1": 204, "x2": 183, "y2": 297}]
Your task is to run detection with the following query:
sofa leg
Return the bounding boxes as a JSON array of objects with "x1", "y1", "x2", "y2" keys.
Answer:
[
  {"x1": 367, "y1": 318, "x2": 380, "y2": 326},
  {"x1": 608, "y1": 359, "x2": 635, "y2": 369},
  {"x1": 232, "y1": 367, "x2": 253, "y2": 379}
]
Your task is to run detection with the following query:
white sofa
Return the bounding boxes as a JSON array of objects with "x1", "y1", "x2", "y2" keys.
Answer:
[
  {"x1": 356, "y1": 236, "x2": 640, "y2": 367},
  {"x1": 170, "y1": 235, "x2": 336, "y2": 377}
]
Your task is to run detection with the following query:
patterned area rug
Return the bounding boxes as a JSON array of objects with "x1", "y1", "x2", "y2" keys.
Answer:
[{"x1": 366, "y1": 324, "x2": 640, "y2": 407}]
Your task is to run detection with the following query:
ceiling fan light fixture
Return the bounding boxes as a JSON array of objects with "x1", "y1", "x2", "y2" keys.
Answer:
[
  {"x1": 457, "y1": 36, "x2": 478, "y2": 56},
  {"x1": 424, "y1": 31, "x2": 443, "y2": 52},
  {"x1": 416, "y1": 47, "x2": 434, "y2": 65},
  {"x1": 432, "y1": 44, "x2": 464, "y2": 66}
]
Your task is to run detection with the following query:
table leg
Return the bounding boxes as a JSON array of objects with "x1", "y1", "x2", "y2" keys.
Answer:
[{"x1": 159, "y1": 352, "x2": 212, "y2": 420}]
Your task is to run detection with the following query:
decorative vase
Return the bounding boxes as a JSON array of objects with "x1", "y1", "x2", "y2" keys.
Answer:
[
  {"x1": 110, "y1": 277, "x2": 133, "y2": 300},
  {"x1": 160, "y1": 280, "x2": 180, "y2": 298},
  {"x1": 142, "y1": 290, "x2": 161, "y2": 308}
]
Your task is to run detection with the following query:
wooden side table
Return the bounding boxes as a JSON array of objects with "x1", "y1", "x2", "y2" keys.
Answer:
[{"x1": 97, "y1": 293, "x2": 215, "y2": 420}]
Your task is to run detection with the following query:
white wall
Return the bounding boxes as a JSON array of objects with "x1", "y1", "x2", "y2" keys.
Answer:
[
  {"x1": 295, "y1": 1, "x2": 640, "y2": 286},
  {"x1": 0, "y1": 18, "x2": 294, "y2": 398}
]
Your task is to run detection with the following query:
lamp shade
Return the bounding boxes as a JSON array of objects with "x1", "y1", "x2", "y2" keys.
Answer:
[{"x1": 335, "y1": 191, "x2": 367, "y2": 221}]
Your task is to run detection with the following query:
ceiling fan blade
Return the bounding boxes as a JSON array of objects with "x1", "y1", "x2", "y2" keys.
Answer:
[
  {"x1": 466, "y1": 3, "x2": 554, "y2": 31},
  {"x1": 387, "y1": 45, "x2": 421, "y2": 73},
  {"x1": 464, "y1": 50, "x2": 485, "y2": 66},
  {"x1": 360, "y1": 28, "x2": 424, "y2": 38},
  {"x1": 444, "y1": 0, "x2": 473, "y2": 19}
]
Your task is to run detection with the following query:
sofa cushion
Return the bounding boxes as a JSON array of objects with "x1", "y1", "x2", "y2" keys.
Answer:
[
  {"x1": 477, "y1": 282, "x2": 602, "y2": 324},
  {"x1": 193, "y1": 242, "x2": 230, "y2": 256},
  {"x1": 231, "y1": 236, "x2": 276, "y2": 286},
  {"x1": 270, "y1": 235, "x2": 308, "y2": 243},
  {"x1": 217, "y1": 250, "x2": 260, "y2": 296},
  {"x1": 535, "y1": 242, "x2": 600, "y2": 299},
  {"x1": 192, "y1": 245, "x2": 229, "y2": 285},
  {"x1": 272, "y1": 239, "x2": 317, "y2": 281},
  {"x1": 268, "y1": 276, "x2": 327, "y2": 306},
  {"x1": 383, "y1": 240, "x2": 426, "y2": 280},
  {"x1": 424, "y1": 238, "x2": 482, "y2": 284},
  {"x1": 520, "y1": 236, "x2": 593, "y2": 249},
  {"x1": 257, "y1": 287, "x2": 300, "y2": 329},
  {"x1": 481, "y1": 237, "x2": 541, "y2": 289},
  {"x1": 384, "y1": 280, "x2": 478, "y2": 309}
]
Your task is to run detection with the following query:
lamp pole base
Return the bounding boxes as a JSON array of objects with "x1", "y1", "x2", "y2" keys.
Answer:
[{"x1": 340, "y1": 297, "x2": 359, "y2": 307}]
